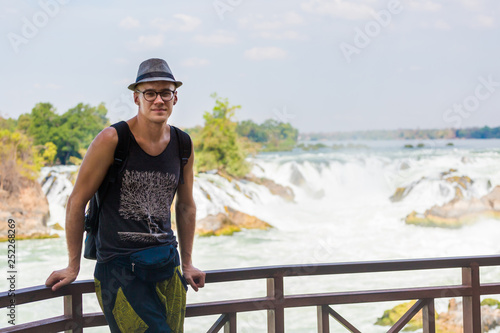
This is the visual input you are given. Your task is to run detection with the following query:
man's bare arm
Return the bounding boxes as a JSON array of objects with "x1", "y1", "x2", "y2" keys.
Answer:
[
  {"x1": 175, "y1": 141, "x2": 205, "y2": 291},
  {"x1": 45, "y1": 127, "x2": 117, "y2": 291}
]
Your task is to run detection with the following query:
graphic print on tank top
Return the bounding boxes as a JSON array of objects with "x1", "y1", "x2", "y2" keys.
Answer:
[{"x1": 118, "y1": 169, "x2": 177, "y2": 245}]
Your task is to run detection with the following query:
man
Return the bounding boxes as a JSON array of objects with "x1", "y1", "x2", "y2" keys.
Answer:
[{"x1": 46, "y1": 58, "x2": 205, "y2": 332}]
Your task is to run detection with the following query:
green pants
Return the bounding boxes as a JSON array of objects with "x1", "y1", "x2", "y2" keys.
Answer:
[{"x1": 94, "y1": 258, "x2": 187, "y2": 333}]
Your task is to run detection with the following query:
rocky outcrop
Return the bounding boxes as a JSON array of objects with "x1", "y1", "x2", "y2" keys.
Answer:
[
  {"x1": 244, "y1": 174, "x2": 294, "y2": 202},
  {"x1": 406, "y1": 185, "x2": 500, "y2": 228},
  {"x1": 391, "y1": 168, "x2": 499, "y2": 228},
  {"x1": 195, "y1": 206, "x2": 273, "y2": 236},
  {"x1": 0, "y1": 182, "x2": 57, "y2": 241},
  {"x1": 390, "y1": 169, "x2": 468, "y2": 203},
  {"x1": 377, "y1": 298, "x2": 500, "y2": 332}
]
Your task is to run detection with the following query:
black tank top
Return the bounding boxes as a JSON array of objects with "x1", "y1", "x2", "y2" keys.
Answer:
[{"x1": 96, "y1": 124, "x2": 180, "y2": 263}]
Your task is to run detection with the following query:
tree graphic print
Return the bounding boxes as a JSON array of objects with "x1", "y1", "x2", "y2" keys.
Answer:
[{"x1": 119, "y1": 170, "x2": 177, "y2": 238}]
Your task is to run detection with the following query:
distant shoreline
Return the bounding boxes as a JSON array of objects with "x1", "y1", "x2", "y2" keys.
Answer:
[{"x1": 300, "y1": 125, "x2": 500, "y2": 141}]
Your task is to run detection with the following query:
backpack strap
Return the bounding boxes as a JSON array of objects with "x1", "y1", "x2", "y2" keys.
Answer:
[
  {"x1": 171, "y1": 125, "x2": 192, "y2": 185},
  {"x1": 109, "y1": 121, "x2": 131, "y2": 183},
  {"x1": 95, "y1": 121, "x2": 131, "y2": 210}
]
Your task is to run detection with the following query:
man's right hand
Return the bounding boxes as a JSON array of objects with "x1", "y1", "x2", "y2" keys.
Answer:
[{"x1": 45, "y1": 267, "x2": 79, "y2": 292}]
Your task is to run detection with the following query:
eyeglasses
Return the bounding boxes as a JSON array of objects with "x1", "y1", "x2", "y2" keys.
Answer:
[{"x1": 135, "y1": 89, "x2": 176, "y2": 102}]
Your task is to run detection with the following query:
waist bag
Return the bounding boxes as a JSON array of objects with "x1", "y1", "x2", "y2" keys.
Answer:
[{"x1": 130, "y1": 245, "x2": 179, "y2": 282}]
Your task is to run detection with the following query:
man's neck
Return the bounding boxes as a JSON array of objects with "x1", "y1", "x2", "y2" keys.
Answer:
[{"x1": 129, "y1": 116, "x2": 170, "y2": 143}]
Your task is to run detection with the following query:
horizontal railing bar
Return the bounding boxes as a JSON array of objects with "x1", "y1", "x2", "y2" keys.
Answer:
[
  {"x1": 205, "y1": 255, "x2": 500, "y2": 283},
  {"x1": 283, "y1": 285, "x2": 471, "y2": 308},
  {"x1": 480, "y1": 284, "x2": 500, "y2": 295},
  {"x1": 0, "y1": 315, "x2": 71, "y2": 333},
  {"x1": 187, "y1": 297, "x2": 274, "y2": 317},
  {"x1": 82, "y1": 312, "x2": 107, "y2": 328},
  {"x1": 186, "y1": 285, "x2": 470, "y2": 317},
  {"x1": 0, "y1": 280, "x2": 95, "y2": 308}
]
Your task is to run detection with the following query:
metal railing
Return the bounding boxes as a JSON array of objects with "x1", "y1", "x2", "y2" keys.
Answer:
[{"x1": 2, "y1": 255, "x2": 500, "y2": 332}]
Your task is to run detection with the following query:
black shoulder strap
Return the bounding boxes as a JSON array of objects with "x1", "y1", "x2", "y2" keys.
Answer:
[
  {"x1": 171, "y1": 125, "x2": 192, "y2": 185},
  {"x1": 109, "y1": 121, "x2": 131, "y2": 182},
  {"x1": 96, "y1": 121, "x2": 131, "y2": 205}
]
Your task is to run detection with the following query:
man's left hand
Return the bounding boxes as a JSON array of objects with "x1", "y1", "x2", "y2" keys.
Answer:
[{"x1": 182, "y1": 263, "x2": 206, "y2": 292}]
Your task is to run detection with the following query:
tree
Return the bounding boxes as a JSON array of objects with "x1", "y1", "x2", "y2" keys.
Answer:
[
  {"x1": 20, "y1": 102, "x2": 59, "y2": 146},
  {"x1": 236, "y1": 120, "x2": 267, "y2": 143},
  {"x1": 0, "y1": 129, "x2": 42, "y2": 194},
  {"x1": 40, "y1": 142, "x2": 57, "y2": 166},
  {"x1": 194, "y1": 94, "x2": 250, "y2": 177},
  {"x1": 19, "y1": 102, "x2": 109, "y2": 164},
  {"x1": 0, "y1": 116, "x2": 17, "y2": 131},
  {"x1": 236, "y1": 118, "x2": 299, "y2": 152},
  {"x1": 55, "y1": 103, "x2": 109, "y2": 164}
]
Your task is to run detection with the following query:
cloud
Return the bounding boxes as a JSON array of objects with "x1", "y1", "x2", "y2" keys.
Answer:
[
  {"x1": 472, "y1": 15, "x2": 495, "y2": 28},
  {"x1": 128, "y1": 34, "x2": 164, "y2": 51},
  {"x1": 119, "y1": 16, "x2": 140, "y2": 29},
  {"x1": 114, "y1": 78, "x2": 132, "y2": 86},
  {"x1": 408, "y1": 0, "x2": 442, "y2": 12},
  {"x1": 34, "y1": 83, "x2": 62, "y2": 90},
  {"x1": 194, "y1": 30, "x2": 237, "y2": 45},
  {"x1": 113, "y1": 58, "x2": 130, "y2": 65},
  {"x1": 239, "y1": 12, "x2": 307, "y2": 40},
  {"x1": 434, "y1": 19, "x2": 451, "y2": 31},
  {"x1": 256, "y1": 31, "x2": 307, "y2": 41},
  {"x1": 461, "y1": 0, "x2": 483, "y2": 11},
  {"x1": 419, "y1": 19, "x2": 452, "y2": 31},
  {"x1": 239, "y1": 12, "x2": 304, "y2": 30},
  {"x1": 301, "y1": 0, "x2": 376, "y2": 20},
  {"x1": 181, "y1": 57, "x2": 210, "y2": 67},
  {"x1": 151, "y1": 14, "x2": 201, "y2": 32},
  {"x1": 244, "y1": 47, "x2": 287, "y2": 61}
]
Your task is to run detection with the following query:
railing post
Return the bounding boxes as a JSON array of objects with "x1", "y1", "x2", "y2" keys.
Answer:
[
  {"x1": 462, "y1": 262, "x2": 481, "y2": 333},
  {"x1": 64, "y1": 292, "x2": 83, "y2": 333},
  {"x1": 224, "y1": 313, "x2": 237, "y2": 333},
  {"x1": 422, "y1": 299, "x2": 435, "y2": 333},
  {"x1": 267, "y1": 276, "x2": 284, "y2": 333},
  {"x1": 317, "y1": 305, "x2": 330, "y2": 333}
]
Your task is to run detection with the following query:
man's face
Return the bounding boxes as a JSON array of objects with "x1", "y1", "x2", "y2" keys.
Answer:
[{"x1": 134, "y1": 81, "x2": 178, "y2": 124}]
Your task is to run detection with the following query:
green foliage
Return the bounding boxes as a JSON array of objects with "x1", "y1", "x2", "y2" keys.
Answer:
[
  {"x1": 194, "y1": 94, "x2": 250, "y2": 178},
  {"x1": 237, "y1": 120, "x2": 268, "y2": 143},
  {"x1": 19, "y1": 103, "x2": 59, "y2": 147},
  {"x1": 481, "y1": 298, "x2": 500, "y2": 308},
  {"x1": 0, "y1": 116, "x2": 17, "y2": 131},
  {"x1": 236, "y1": 119, "x2": 298, "y2": 152},
  {"x1": 18, "y1": 102, "x2": 109, "y2": 164},
  {"x1": 40, "y1": 142, "x2": 57, "y2": 166},
  {"x1": 456, "y1": 126, "x2": 500, "y2": 139},
  {"x1": 297, "y1": 142, "x2": 328, "y2": 151},
  {"x1": 375, "y1": 301, "x2": 422, "y2": 331},
  {"x1": 55, "y1": 103, "x2": 109, "y2": 164},
  {"x1": 0, "y1": 129, "x2": 43, "y2": 194}
]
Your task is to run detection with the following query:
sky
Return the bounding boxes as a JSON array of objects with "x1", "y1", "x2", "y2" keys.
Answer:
[{"x1": 1, "y1": 0, "x2": 499, "y2": 133}]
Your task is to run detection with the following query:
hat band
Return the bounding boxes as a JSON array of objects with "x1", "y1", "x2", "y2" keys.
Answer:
[{"x1": 136, "y1": 71, "x2": 175, "y2": 83}]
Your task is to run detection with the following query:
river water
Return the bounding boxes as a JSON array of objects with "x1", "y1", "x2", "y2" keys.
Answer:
[{"x1": 3, "y1": 139, "x2": 500, "y2": 332}]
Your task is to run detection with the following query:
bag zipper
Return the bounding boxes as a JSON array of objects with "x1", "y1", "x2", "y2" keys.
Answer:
[{"x1": 131, "y1": 263, "x2": 135, "y2": 272}]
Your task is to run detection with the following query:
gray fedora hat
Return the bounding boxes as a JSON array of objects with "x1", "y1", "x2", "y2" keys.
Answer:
[{"x1": 128, "y1": 58, "x2": 182, "y2": 91}]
